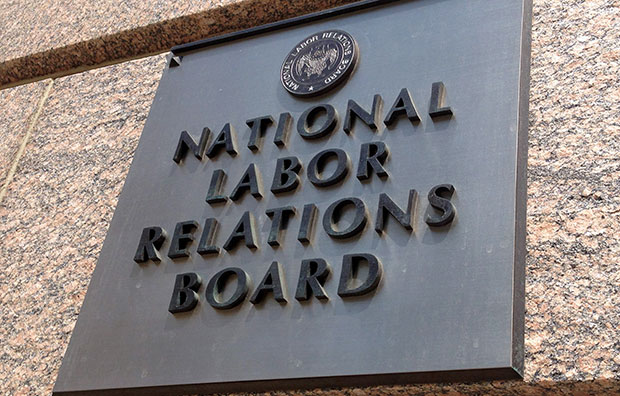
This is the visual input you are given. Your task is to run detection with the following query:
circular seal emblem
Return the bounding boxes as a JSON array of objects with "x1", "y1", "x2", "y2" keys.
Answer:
[{"x1": 281, "y1": 30, "x2": 358, "y2": 97}]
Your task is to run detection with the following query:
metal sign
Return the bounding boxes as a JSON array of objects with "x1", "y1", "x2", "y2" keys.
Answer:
[{"x1": 54, "y1": 0, "x2": 531, "y2": 394}]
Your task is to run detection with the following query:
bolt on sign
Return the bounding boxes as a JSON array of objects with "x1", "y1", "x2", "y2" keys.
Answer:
[{"x1": 54, "y1": 0, "x2": 532, "y2": 394}]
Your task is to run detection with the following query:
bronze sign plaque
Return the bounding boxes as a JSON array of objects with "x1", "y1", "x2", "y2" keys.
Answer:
[{"x1": 54, "y1": 0, "x2": 532, "y2": 394}]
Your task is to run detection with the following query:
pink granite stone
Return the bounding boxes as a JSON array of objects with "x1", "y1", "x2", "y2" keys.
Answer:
[
  {"x1": 0, "y1": 0, "x2": 362, "y2": 88},
  {"x1": 0, "y1": 54, "x2": 167, "y2": 396}
]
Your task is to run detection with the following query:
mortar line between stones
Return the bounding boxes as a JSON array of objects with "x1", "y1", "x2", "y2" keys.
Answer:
[{"x1": 0, "y1": 79, "x2": 54, "y2": 205}]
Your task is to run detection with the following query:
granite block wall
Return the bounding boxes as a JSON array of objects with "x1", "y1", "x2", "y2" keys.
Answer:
[
  {"x1": 0, "y1": 55, "x2": 168, "y2": 396},
  {"x1": 0, "y1": 0, "x2": 618, "y2": 395},
  {"x1": 0, "y1": 0, "x2": 362, "y2": 88}
]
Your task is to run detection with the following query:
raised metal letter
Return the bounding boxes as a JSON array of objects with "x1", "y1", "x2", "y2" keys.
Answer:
[
  {"x1": 273, "y1": 112, "x2": 292, "y2": 147},
  {"x1": 168, "y1": 272, "x2": 202, "y2": 314},
  {"x1": 223, "y1": 211, "x2": 258, "y2": 250},
  {"x1": 307, "y1": 148, "x2": 350, "y2": 187},
  {"x1": 173, "y1": 127, "x2": 210, "y2": 163},
  {"x1": 343, "y1": 94, "x2": 382, "y2": 134},
  {"x1": 265, "y1": 206, "x2": 296, "y2": 247},
  {"x1": 429, "y1": 82, "x2": 453, "y2": 119},
  {"x1": 375, "y1": 190, "x2": 418, "y2": 233},
  {"x1": 337, "y1": 254, "x2": 382, "y2": 297},
  {"x1": 205, "y1": 169, "x2": 228, "y2": 204},
  {"x1": 295, "y1": 259, "x2": 330, "y2": 301},
  {"x1": 205, "y1": 268, "x2": 250, "y2": 310},
  {"x1": 297, "y1": 204, "x2": 318, "y2": 244},
  {"x1": 426, "y1": 184, "x2": 456, "y2": 227},
  {"x1": 246, "y1": 115, "x2": 275, "y2": 152},
  {"x1": 297, "y1": 104, "x2": 338, "y2": 140},
  {"x1": 384, "y1": 88, "x2": 420, "y2": 126},
  {"x1": 197, "y1": 218, "x2": 220, "y2": 255},
  {"x1": 323, "y1": 197, "x2": 367, "y2": 239},
  {"x1": 168, "y1": 220, "x2": 199, "y2": 259},
  {"x1": 357, "y1": 141, "x2": 389, "y2": 181},
  {"x1": 133, "y1": 226, "x2": 167, "y2": 263},
  {"x1": 230, "y1": 163, "x2": 262, "y2": 201},
  {"x1": 250, "y1": 261, "x2": 287, "y2": 304},
  {"x1": 206, "y1": 123, "x2": 237, "y2": 158},
  {"x1": 271, "y1": 156, "x2": 302, "y2": 194}
]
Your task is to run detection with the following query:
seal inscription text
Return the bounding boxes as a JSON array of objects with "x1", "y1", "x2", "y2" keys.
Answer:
[{"x1": 281, "y1": 30, "x2": 358, "y2": 96}]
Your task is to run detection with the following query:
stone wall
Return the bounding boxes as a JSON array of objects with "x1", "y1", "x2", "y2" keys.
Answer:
[{"x1": 0, "y1": 0, "x2": 618, "y2": 395}]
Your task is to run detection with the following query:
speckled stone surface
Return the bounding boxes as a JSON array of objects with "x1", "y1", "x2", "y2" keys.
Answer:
[
  {"x1": 526, "y1": 0, "x2": 620, "y2": 382},
  {"x1": 0, "y1": 81, "x2": 47, "y2": 185},
  {"x1": 0, "y1": 54, "x2": 168, "y2": 396},
  {"x1": 195, "y1": 379, "x2": 620, "y2": 396},
  {"x1": 0, "y1": 0, "x2": 361, "y2": 88},
  {"x1": 0, "y1": 0, "x2": 619, "y2": 394},
  {"x1": 0, "y1": 0, "x2": 208, "y2": 62}
]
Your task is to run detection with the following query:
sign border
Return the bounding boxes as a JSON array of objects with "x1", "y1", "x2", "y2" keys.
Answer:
[{"x1": 54, "y1": 0, "x2": 532, "y2": 394}]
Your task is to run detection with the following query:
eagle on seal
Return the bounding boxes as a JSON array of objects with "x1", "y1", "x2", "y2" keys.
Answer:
[{"x1": 296, "y1": 44, "x2": 339, "y2": 79}]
